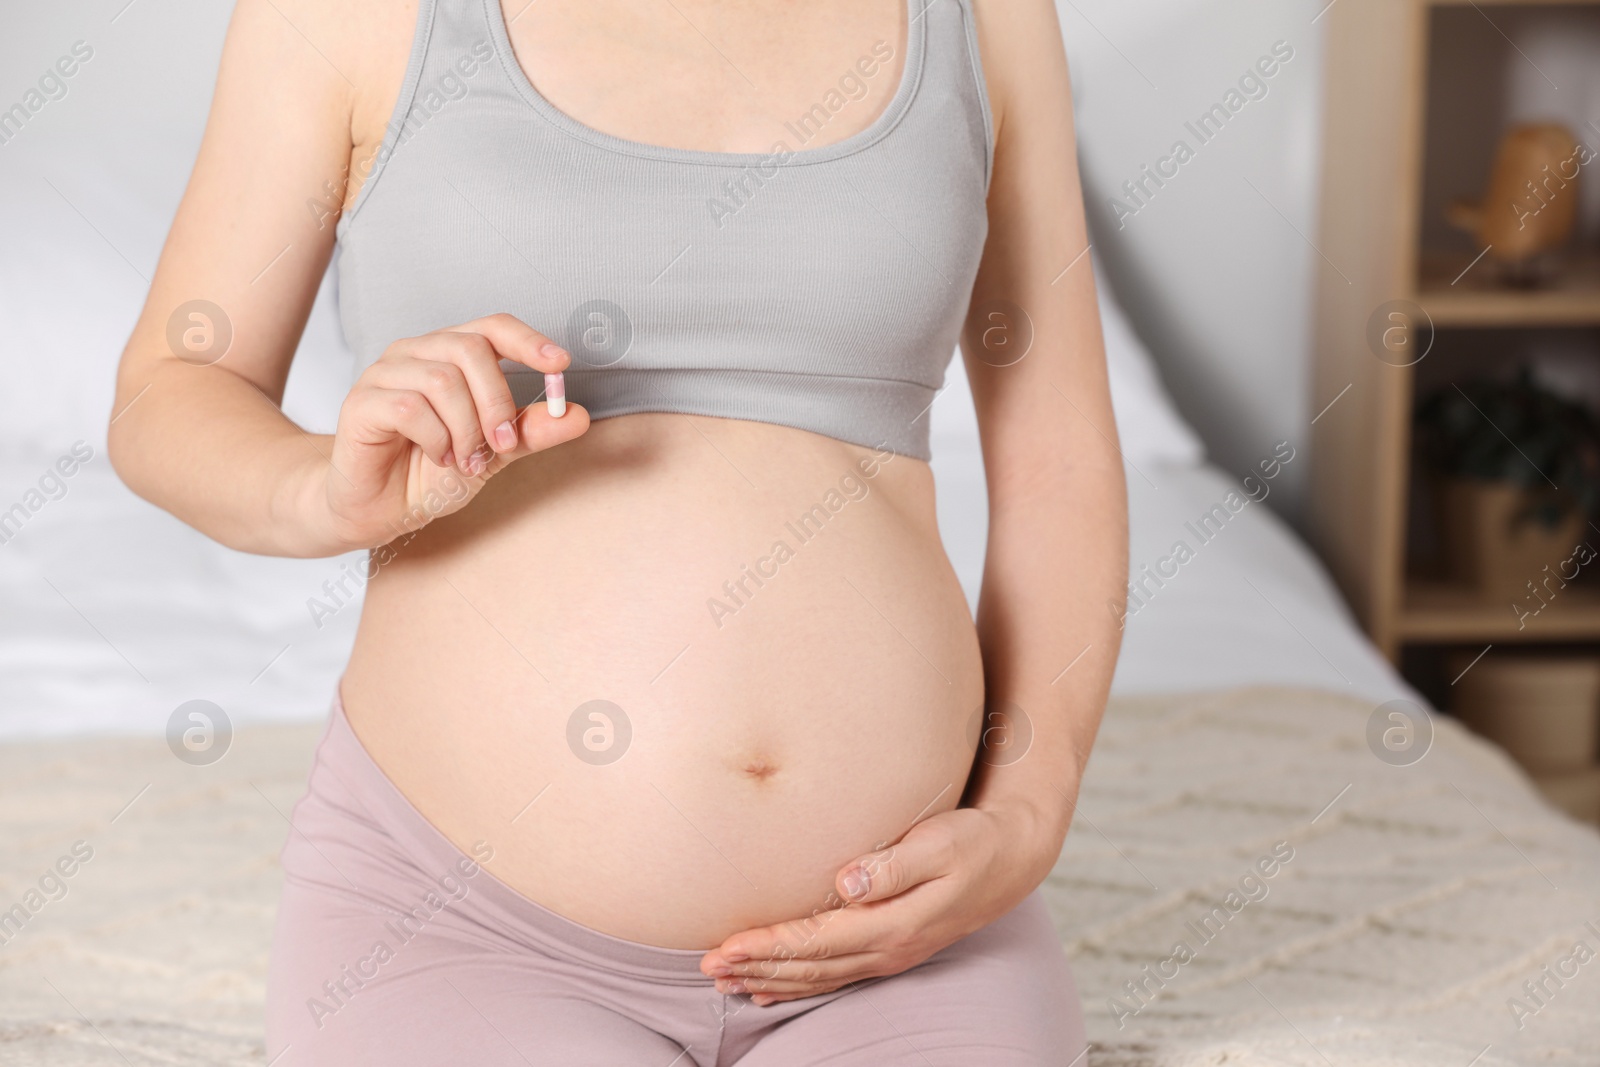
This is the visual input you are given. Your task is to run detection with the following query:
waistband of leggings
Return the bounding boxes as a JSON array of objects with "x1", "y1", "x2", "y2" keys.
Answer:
[{"x1": 320, "y1": 681, "x2": 713, "y2": 984}]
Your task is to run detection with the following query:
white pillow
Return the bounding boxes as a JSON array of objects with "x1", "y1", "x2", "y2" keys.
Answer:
[{"x1": 1096, "y1": 260, "x2": 1207, "y2": 467}]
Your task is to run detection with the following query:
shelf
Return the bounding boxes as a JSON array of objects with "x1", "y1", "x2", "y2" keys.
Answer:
[
  {"x1": 1401, "y1": 580, "x2": 1600, "y2": 642},
  {"x1": 1416, "y1": 250, "x2": 1600, "y2": 326},
  {"x1": 1426, "y1": 0, "x2": 1600, "y2": 8}
]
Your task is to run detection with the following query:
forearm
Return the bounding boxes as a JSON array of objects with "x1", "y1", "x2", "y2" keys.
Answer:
[
  {"x1": 107, "y1": 354, "x2": 344, "y2": 558},
  {"x1": 966, "y1": 452, "x2": 1128, "y2": 868}
]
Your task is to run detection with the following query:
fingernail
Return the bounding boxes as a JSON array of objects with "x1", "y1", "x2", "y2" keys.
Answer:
[
  {"x1": 727, "y1": 981, "x2": 746, "y2": 995},
  {"x1": 724, "y1": 952, "x2": 747, "y2": 963},
  {"x1": 544, "y1": 372, "x2": 566, "y2": 418},
  {"x1": 493, "y1": 421, "x2": 516, "y2": 451},
  {"x1": 842, "y1": 867, "x2": 871, "y2": 900},
  {"x1": 708, "y1": 965, "x2": 731, "y2": 978},
  {"x1": 541, "y1": 343, "x2": 568, "y2": 362},
  {"x1": 440, "y1": 450, "x2": 454, "y2": 469}
]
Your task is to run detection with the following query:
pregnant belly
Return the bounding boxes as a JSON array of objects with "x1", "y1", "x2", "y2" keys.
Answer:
[{"x1": 339, "y1": 414, "x2": 984, "y2": 949}]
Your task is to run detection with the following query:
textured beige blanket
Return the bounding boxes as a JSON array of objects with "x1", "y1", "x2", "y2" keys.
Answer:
[{"x1": 2, "y1": 688, "x2": 1597, "y2": 1065}]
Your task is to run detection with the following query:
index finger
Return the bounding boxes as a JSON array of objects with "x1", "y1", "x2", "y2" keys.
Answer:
[{"x1": 455, "y1": 312, "x2": 571, "y2": 373}]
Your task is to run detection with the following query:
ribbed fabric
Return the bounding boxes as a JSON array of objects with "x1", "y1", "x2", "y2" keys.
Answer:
[{"x1": 334, "y1": 0, "x2": 993, "y2": 461}]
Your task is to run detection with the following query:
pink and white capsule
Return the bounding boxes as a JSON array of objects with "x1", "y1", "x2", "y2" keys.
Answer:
[{"x1": 544, "y1": 373, "x2": 566, "y2": 418}]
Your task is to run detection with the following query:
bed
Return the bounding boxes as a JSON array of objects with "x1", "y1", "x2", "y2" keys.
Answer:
[{"x1": 4, "y1": 7, "x2": 1600, "y2": 1066}]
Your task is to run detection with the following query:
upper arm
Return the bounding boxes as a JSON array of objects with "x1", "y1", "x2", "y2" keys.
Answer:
[
  {"x1": 115, "y1": 0, "x2": 406, "y2": 404},
  {"x1": 960, "y1": 0, "x2": 1119, "y2": 494}
]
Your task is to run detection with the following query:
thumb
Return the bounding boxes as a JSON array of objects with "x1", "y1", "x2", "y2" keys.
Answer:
[
  {"x1": 485, "y1": 400, "x2": 590, "y2": 474},
  {"x1": 835, "y1": 835, "x2": 941, "y2": 905}
]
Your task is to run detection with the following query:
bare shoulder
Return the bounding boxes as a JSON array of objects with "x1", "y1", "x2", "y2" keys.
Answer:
[
  {"x1": 233, "y1": 0, "x2": 420, "y2": 194},
  {"x1": 966, "y1": 0, "x2": 1072, "y2": 141},
  {"x1": 116, "y1": 0, "x2": 423, "y2": 397}
]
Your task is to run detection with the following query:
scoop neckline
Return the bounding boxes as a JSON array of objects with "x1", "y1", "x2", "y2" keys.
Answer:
[{"x1": 482, "y1": 0, "x2": 927, "y2": 168}]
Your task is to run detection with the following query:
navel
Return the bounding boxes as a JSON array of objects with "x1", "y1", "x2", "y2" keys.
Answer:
[{"x1": 740, "y1": 757, "x2": 780, "y2": 782}]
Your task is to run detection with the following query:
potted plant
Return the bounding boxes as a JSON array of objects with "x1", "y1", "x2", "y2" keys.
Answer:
[{"x1": 1414, "y1": 368, "x2": 1600, "y2": 598}]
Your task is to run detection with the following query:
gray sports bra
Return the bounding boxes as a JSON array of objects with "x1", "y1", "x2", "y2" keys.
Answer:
[{"x1": 335, "y1": 0, "x2": 993, "y2": 460}]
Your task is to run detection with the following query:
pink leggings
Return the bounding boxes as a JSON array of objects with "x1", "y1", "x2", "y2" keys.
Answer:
[{"x1": 265, "y1": 693, "x2": 1087, "y2": 1065}]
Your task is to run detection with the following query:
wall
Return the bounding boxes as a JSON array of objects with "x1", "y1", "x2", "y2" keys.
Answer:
[{"x1": 1057, "y1": 0, "x2": 1329, "y2": 526}]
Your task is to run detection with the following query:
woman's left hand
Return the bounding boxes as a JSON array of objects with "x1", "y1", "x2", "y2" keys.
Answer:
[{"x1": 698, "y1": 802, "x2": 1063, "y2": 1005}]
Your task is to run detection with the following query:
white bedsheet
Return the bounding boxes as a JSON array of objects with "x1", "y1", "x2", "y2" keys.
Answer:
[{"x1": 1112, "y1": 462, "x2": 1417, "y2": 704}]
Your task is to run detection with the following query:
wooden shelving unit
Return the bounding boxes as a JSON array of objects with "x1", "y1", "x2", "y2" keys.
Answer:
[
  {"x1": 1400, "y1": 582, "x2": 1600, "y2": 643},
  {"x1": 1417, "y1": 251, "x2": 1600, "y2": 327},
  {"x1": 1308, "y1": 0, "x2": 1600, "y2": 663}
]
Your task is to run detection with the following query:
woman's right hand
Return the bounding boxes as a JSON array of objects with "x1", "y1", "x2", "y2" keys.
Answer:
[{"x1": 320, "y1": 313, "x2": 590, "y2": 549}]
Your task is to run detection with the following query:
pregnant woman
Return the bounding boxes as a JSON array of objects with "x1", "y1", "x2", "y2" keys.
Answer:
[{"x1": 109, "y1": 0, "x2": 1125, "y2": 1061}]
